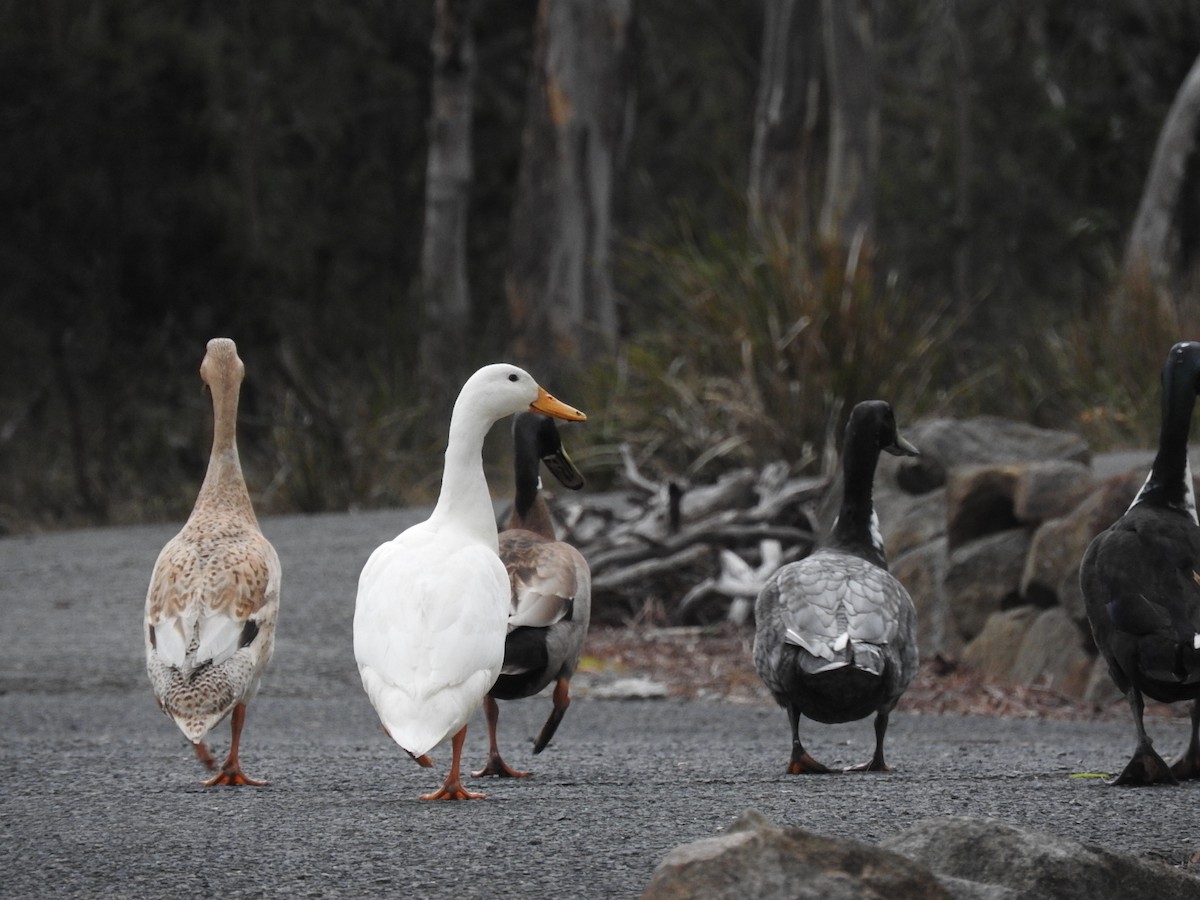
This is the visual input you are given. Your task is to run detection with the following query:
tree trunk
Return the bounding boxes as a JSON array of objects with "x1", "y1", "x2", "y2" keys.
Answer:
[
  {"x1": 506, "y1": 0, "x2": 632, "y2": 380},
  {"x1": 420, "y1": 0, "x2": 477, "y2": 391},
  {"x1": 1124, "y1": 51, "x2": 1200, "y2": 318},
  {"x1": 748, "y1": 0, "x2": 823, "y2": 244},
  {"x1": 818, "y1": 0, "x2": 877, "y2": 259}
]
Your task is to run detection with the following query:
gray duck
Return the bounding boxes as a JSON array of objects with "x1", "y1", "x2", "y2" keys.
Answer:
[{"x1": 754, "y1": 400, "x2": 919, "y2": 773}]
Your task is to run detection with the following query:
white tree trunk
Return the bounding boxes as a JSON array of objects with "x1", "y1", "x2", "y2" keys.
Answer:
[
  {"x1": 506, "y1": 0, "x2": 632, "y2": 378},
  {"x1": 1125, "y1": 51, "x2": 1200, "y2": 298}
]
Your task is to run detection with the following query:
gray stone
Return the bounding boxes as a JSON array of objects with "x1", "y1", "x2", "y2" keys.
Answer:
[
  {"x1": 879, "y1": 486, "x2": 947, "y2": 559},
  {"x1": 945, "y1": 465, "x2": 1022, "y2": 548},
  {"x1": 642, "y1": 810, "x2": 952, "y2": 900},
  {"x1": 1009, "y1": 607, "x2": 1093, "y2": 697},
  {"x1": 1082, "y1": 656, "x2": 1124, "y2": 707},
  {"x1": 960, "y1": 607, "x2": 1040, "y2": 681},
  {"x1": 878, "y1": 416, "x2": 1091, "y2": 496},
  {"x1": 1012, "y1": 460, "x2": 1095, "y2": 524},
  {"x1": 892, "y1": 538, "x2": 957, "y2": 660},
  {"x1": 1021, "y1": 471, "x2": 1142, "y2": 611},
  {"x1": 880, "y1": 816, "x2": 1200, "y2": 900},
  {"x1": 945, "y1": 529, "x2": 1031, "y2": 642}
]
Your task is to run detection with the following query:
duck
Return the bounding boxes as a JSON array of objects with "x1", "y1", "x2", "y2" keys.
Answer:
[
  {"x1": 473, "y1": 412, "x2": 591, "y2": 778},
  {"x1": 1080, "y1": 340, "x2": 1200, "y2": 786},
  {"x1": 354, "y1": 365, "x2": 586, "y2": 800},
  {"x1": 753, "y1": 400, "x2": 919, "y2": 774},
  {"x1": 144, "y1": 337, "x2": 280, "y2": 786}
]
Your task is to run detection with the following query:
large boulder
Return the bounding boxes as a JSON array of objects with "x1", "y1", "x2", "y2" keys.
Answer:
[
  {"x1": 945, "y1": 466, "x2": 1022, "y2": 548},
  {"x1": 1024, "y1": 471, "x2": 1143, "y2": 627},
  {"x1": 945, "y1": 529, "x2": 1032, "y2": 642},
  {"x1": 642, "y1": 810, "x2": 952, "y2": 900},
  {"x1": 960, "y1": 606, "x2": 1040, "y2": 682},
  {"x1": 892, "y1": 537, "x2": 957, "y2": 660},
  {"x1": 1009, "y1": 606, "x2": 1093, "y2": 696},
  {"x1": 879, "y1": 416, "x2": 1090, "y2": 496},
  {"x1": 880, "y1": 816, "x2": 1200, "y2": 900},
  {"x1": 1011, "y1": 460, "x2": 1096, "y2": 524}
]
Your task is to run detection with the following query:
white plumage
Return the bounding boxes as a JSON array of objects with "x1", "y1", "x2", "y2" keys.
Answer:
[{"x1": 353, "y1": 364, "x2": 585, "y2": 800}]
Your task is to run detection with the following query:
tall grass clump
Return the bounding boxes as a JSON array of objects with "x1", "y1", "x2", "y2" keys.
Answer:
[
  {"x1": 1042, "y1": 270, "x2": 1200, "y2": 451},
  {"x1": 607, "y1": 218, "x2": 969, "y2": 481}
]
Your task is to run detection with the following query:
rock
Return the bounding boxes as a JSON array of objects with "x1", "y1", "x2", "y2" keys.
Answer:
[
  {"x1": 945, "y1": 529, "x2": 1031, "y2": 642},
  {"x1": 1011, "y1": 460, "x2": 1095, "y2": 524},
  {"x1": 878, "y1": 487, "x2": 947, "y2": 559},
  {"x1": 1009, "y1": 607, "x2": 1093, "y2": 696},
  {"x1": 1082, "y1": 656, "x2": 1124, "y2": 707},
  {"x1": 945, "y1": 465, "x2": 1022, "y2": 548},
  {"x1": 1024, "y1": 471, "x2": 1143, "y2": 623},
  {"x1": 960, "y1": 607, "x2": 1040, "y2": 681},
  {"x1": 642, "y1": 809, "x2": 952, "y2": 900},
  {"x1": 880, "y1": 416, "x2": 1090, "y2": 496},
  {"x1": 892, "y1": 538, "x2": 957, "y2": 660},
  {"x1": 880, "y1": 816, "x2": 1200, "y2": 900}
]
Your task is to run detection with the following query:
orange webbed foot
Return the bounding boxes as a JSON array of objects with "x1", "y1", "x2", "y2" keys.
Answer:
[
  {"x1": 420, "y1": 780, "x2": 486, "y2": 801},
  {"x1": 787, "y1": 751, "x2": 835, "y2": 775},
  {"x1": 202, "y1": 766, "x2": 268, "y2": 787}
]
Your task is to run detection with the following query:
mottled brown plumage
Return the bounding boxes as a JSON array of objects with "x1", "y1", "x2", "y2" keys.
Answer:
[
  {"x1": 473, "y1": 413, "x2": 590, "y2": 778},
  {"x1": 144, "y1": 338, "x2": 280, "y2": 786}
]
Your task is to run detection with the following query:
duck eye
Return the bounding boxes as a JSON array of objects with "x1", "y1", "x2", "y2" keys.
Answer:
[{"x1": 508, "y1": 373, "x2": 518, "y2": 382}]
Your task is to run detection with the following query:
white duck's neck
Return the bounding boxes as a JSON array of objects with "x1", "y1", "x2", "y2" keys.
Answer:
[
  {"x1": 193, "y1": 376, "x2": 257, "y2": 526},
  {"x1": 428, "y1": 394, "x2": 501, "y2": 550}
]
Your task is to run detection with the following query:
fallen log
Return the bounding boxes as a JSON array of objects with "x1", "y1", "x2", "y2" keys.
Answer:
[{"x1": 547, "y1": 459, "x2": 827, "y2": 626}]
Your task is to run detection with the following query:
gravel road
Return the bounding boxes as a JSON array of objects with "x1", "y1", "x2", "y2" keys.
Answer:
[{"x1": 3, "y1": 510, "x2": 1199, "y2": 898}]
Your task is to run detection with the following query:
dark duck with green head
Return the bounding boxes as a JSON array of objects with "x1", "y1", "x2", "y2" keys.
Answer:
[
  {"x1": 754, "y1": 400, "x2": 920, "y2": 774},
  {"x1": 473, "y1": 412, "x2": 591, "y2": 779},
  {"x1": 1080, "y1": 340, "x2": 1200, "y2": 786}
]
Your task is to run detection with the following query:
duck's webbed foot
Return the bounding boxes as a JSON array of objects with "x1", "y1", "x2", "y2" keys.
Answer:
[
  {"x1": 844, "y1": 712, "x2": 892, "y2": 772},
  {"x1": 202, "y1": 764, "x2": 268, "y2": 787},
  {"x1": 420, "y1": 726, "x2": 485, "y2": 800},
  {"x1": 787, "y1": 749, "x2": 835, "y2": 775},
  {"x1": 472, "y1": 752, "x2": 529, "y2": 779},
  {"x1": 1111, "y1": 741, "x2": 1177, "y2": 786}
]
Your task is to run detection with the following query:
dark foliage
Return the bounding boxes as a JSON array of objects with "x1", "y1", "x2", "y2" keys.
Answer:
[{"x1": 1, "y1": 0, "x2": 1198, "y2": 532}]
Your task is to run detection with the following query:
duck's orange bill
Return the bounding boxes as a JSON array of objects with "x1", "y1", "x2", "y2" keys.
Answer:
[{"x1": 530, "y1": 386, "x2": 587, "y2": 422}]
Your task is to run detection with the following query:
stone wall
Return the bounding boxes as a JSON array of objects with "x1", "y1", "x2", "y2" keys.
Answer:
[{"x1": 855, "y1": 415, "x2": 1160, "y2": 705}]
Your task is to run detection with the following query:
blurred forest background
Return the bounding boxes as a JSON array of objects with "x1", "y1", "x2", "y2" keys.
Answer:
[{"x1": 5, "y1": 0, "x2": 1200, "y2": 534}]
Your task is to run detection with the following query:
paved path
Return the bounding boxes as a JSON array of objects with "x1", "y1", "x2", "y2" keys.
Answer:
[{"x1": 2, "y1": 511, "x2": 1199, "y2": 898}]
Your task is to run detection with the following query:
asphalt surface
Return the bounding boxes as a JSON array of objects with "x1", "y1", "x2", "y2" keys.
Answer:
[{"x1": 3, "y1": 509, "x2": 1200, "y2": 899}]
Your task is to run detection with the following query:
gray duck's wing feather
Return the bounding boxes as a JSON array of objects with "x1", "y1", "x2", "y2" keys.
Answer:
[{"x1": 757, "y1": 550, "x2": 915, "y2": 679}]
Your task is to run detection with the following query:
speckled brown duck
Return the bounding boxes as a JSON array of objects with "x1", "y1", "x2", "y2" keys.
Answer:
[
  {"x1": 473, "y1": 412, "x2": 591, "y2": 779},
  {"x1": 144, "y1": 337, "x2": 280, "y2": 786}
]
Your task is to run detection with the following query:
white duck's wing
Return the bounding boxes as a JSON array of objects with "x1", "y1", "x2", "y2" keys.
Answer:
[
  {"x1": 354, "y1": 525, "x2": 509, "y2": 757},
  {"x1": 144, "y1": 528, "x2": 280, "y2": 741},
  {"x1": 763, "y1": 550, "x2": 912, "y2": 676},
  {"x1": 500, "y1": 530, "x2": 583, "y2": 631}
]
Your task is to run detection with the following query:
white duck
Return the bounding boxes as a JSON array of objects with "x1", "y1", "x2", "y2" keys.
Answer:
[
  {"x1": 144, "y1": 337, "x2": 280, "y2": 786},
  {"x1": 354, "y1": 364, "x2": 586, "y2": 800}
]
